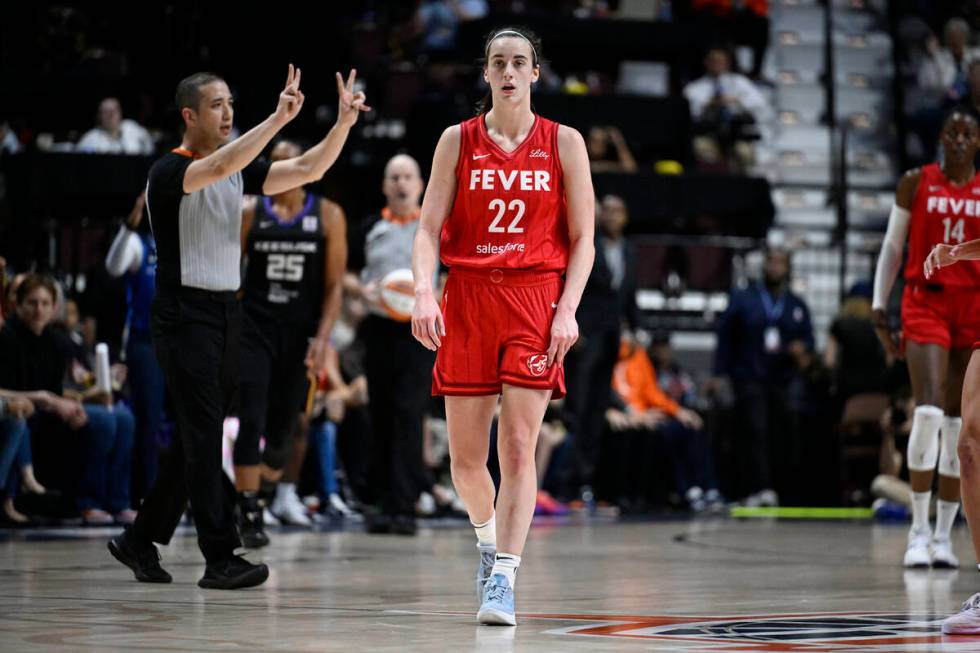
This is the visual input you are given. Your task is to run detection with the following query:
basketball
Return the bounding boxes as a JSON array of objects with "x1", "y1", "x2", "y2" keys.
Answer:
[{"x1": 379, "y1": 268, "x2": 416, "y2": 322}]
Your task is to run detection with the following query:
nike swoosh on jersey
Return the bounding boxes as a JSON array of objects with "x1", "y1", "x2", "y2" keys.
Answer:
[
  {"x1": 472, "y1": 153, "x2": 492, "y2": 160},
  {"x1": 551, "y1": 302, "x2": 558, "y2": 308}
]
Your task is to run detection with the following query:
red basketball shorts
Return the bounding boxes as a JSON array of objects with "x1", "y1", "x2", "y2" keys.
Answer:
[
  {"x1": 432, "y1": 266, "x2": 566, "y2": 398},
  {"x1": 901, "y1": 284, "x2": 980, "y2": 351}
]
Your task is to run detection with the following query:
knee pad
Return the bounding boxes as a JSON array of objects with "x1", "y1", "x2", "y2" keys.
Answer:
[
  {"x1": 939, "y1": 416, "x2": 962, "y2": 478},
  {"x1": 907, "y1": 405, "x2": 943, "y2": 472}
]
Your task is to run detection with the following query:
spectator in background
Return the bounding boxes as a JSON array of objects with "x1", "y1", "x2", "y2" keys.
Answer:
[
  {"x1": 587, "y1": 126, "x2": 638, "y2": 173},
  {"x1": 347, "y1": 154, "x2": 435, "y2": 535},
  {"x1": 824, "y1": 281, "x2": 887, "y2": 412},
  {"x1": 608, "y1": 332, "x2": 721, "y2": 511},
  {"x1": 918, "y1": 18, "x2": 980, "y2": 108},
  {"x1": 690, "y1": 0, "x2": 770, "y2": 80},
  {"x1": 307, "y1": 343, "x2": 363, "y2": 518},
  {"x1": 0, "y1": 391, "x2": 42, "y2": 524},
  {"x1": 562, "y1": 194, "x2": 638, "y2": 504},
  {"x1": 105, "y1": 193, "x2": 164, "y2": 503},
  {"x1": 0, "y1": 274, "x2": 136, "y2": 525},
  {"x1": 712, "y1": 248, "x2": 814, "y2": 506},
  {"x1": 648, "y1": 331, "x2": 699, "y2": 409},
  {"x1": 76, "y1": 97, "x2": 154, "y2": 155},
  {"x1": 409, "y1": 0, "x2": 489, "y2": 52},
  {"x1": 961, "y1": 59, "x2": 980, "y2": 117},
  {"x1": 684, "y1": 47, "x2": 771, "y2": 172}
]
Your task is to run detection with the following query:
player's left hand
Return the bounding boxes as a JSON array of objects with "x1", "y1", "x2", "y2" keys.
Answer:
[
  {"x1": 924, "y1": 243, "x2": 957, "y2": 279},
  {"x1": 546, "y1": 305, "x2": 578, "y2": 368},
  {"x1": 305, "y1": 336, "x2": 330, "y2": 378},
  {"x1": 336, "y1": 69, "x2": 371, "y2": 129}
]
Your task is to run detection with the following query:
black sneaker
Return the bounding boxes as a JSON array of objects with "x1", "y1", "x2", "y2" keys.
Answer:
[
  {"x1": 198, "y1": 555, "x2": 269, "y2": 590},
  {"x1": 108, "y1": 532, "x2": 172, "y2": 583},
  {"x1": 364, "y1": 509, "x2": 391, "y2": 534},
  {"x1": 390, "y1": 514, "x2": 417, "y2": 536},
  {"x1": 236, "y1": 493, "x2": 270, "y2": 548}
]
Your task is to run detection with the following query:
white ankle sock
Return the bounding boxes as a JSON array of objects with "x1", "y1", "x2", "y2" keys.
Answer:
[
  {"x1": 911, "y1": 490, "x2": 931, "y2": 534},
  {"x1": 472, "y1": 513, "x2": 496, "y2": 548},
  {"x1": 491, "y1": 552, "x2": 520, "y2": 587},
  {"x1": 935, "y1": 499, "x2": 960, "y2": 540}
]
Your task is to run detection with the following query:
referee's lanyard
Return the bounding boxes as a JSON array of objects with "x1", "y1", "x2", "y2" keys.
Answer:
[{"x1": 759, "y1": 287, "x2": 785, "y2": 354}]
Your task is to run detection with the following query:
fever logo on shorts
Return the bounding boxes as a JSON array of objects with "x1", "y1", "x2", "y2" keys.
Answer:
[{"x1": 527, "y1": 354, "x2": 548, "y2": 377}]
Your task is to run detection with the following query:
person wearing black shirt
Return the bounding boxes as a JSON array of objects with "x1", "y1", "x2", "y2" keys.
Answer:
[
  {"x1": 233, "y1": 139, "x2": 347, "y2": 546},
  {"x1": 713, "y1": 249, "x2": 814, "y2": 506},
  {"x1": 108, "y1": 66, "x2": 369, "y2": 590},
  {"x1": 561, "y1": 194, "x2": 639, "y2": 503}
]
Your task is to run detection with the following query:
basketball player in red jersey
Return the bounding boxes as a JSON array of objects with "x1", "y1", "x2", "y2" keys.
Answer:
[
  {"x1": 873, "y1": 108, "x2": 980, "y2": 572},
  {"x1": 922, "y1": 111, "x2": 980, "y2": 635},
  {"x1": 411, "y1": 27, "x2": 595, "y2": 626}
]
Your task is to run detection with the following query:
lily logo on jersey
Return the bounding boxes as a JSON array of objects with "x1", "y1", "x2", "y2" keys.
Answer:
[
  {"x1": 527, "y1": 354, "x2": 548, "y2": 377},
  {"x1": 529, "y1": 148, "x2": 549, "y2": 159},
  {"x1": 472, "y1": 153, "x2": 492, "y2": 160}
]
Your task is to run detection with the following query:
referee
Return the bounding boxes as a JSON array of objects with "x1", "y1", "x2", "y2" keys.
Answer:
[{"x1": 108, "y1": 65, "x2": 369, "y2": 589}]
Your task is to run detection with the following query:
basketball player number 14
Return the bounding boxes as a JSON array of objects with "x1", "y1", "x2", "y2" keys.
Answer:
[
  {"x1": 488, "y1": 199, "x2": 525, "y2": 233},
  {"x1": 943, "y1": 217, "x2": 965, "y2": 244}
]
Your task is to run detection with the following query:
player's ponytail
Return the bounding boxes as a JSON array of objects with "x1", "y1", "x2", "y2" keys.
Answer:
[{"x1": 476, "y1": 26, "x2": 543, "y2": 115}]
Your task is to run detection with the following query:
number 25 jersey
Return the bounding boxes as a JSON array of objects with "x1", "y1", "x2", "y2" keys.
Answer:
[
  {"x1": 905, "y1": 162, "x2": 980, "y2": 288},
  {"x1": 440, "y1": 114, "x2": 569, "y2": 271}
]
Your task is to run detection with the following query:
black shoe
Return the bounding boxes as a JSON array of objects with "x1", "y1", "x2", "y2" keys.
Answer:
[
  {"x1": 198, "y1": 555, "x2": 269, "y2": 590},
  {"x1": 236, "y1": 493, "x2": 270, "y2": 548},
  {"x1": 108, "y1": 532, "x2": 172, "y2": 583},
  {"x1": 390, "y1": 514, "x2": 417, "y2": 536},
  {"x1": 365, "y1": 511, "x2": 391, "y2": 534}
]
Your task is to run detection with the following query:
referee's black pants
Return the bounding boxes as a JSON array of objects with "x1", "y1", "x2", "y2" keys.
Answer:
[
  {"x1": 361, "y1": 315, "x2": 435, "y2": 517},
  {"x1": 131, "y1": 288, "x2": 241, "y2": 563}
]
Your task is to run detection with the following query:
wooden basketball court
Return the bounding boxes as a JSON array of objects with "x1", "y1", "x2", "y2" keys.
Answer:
[{"x1": 2, "y1": 517, "x2": 977, "y2": 651}]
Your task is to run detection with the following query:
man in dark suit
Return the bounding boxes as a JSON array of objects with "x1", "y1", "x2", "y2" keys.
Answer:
[
  {"x1": 713, "y1": 248, "x2": 814, "y2": 506},
  {"x1": 562, "y1": 194, "x2": 639, "y2": 503}
]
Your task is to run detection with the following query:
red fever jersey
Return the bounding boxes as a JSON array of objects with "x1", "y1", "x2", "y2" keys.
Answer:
[
  {"x1": 440, "y1": 114, "x2": 569, "y2": 271},
  {"x1": 905, "y1": 162, "x2": 980, "y2": 287}
]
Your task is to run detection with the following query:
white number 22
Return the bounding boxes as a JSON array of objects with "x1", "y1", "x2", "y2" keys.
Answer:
[{"x1": 488, "y1": 198, "x2": 526, "y2": 233}]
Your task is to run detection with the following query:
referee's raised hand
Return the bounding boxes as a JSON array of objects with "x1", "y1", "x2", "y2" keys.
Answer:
[
  {"x1": 335, "y1": 69, "x2": 371, "y2": 129},
  {"x1": 273, "y1": 63, "x2": 305, "y2": 126}
]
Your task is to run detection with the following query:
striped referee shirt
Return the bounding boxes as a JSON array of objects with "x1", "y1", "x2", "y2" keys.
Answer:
[{"x1": 146, "y1": 148, "x2": 270, "y2": 292}]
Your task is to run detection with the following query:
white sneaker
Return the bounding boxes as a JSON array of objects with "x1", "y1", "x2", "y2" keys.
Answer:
[
  {"x1": 262, "y1": 507, "x2": 278, "y2": 527},
  {"x1": 903, "y1": 528, "x2": 931, "y2": 568},
  {"x1": 417, "y1": 492, "x2": 436, "y2": 516},
  {"x1": 931, "y1": 536, "x2": 960, "y2": 568},
  {"x1": 271, "y1": 486, "x2": 312, "y2": 527},
  {"x1": 743, "y1": 489, "x2": 779, "y2": 508},
  {"x1": 943, "y1": 593, "x2": 980, "y2": 634},
  {"x1": 757, "y1": 489, "x2": 778, "y2": 507},
  {"x1": 328, "y1": 493, "x2": 353, "y2": 518}
]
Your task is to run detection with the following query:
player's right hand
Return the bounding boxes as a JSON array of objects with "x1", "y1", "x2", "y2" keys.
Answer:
[
  {"x1": 273, "y1": 63, "x2": 304, "y2": 126},
  {"x1": 872, "y1": 308, "x2": 903, "y2": 360},
  {"x1": 412, "y1": 289, "x2": 445, "y2": 351},
  {"x1": 923, "y1": 243, "x2": 957, "y2": 279}
]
